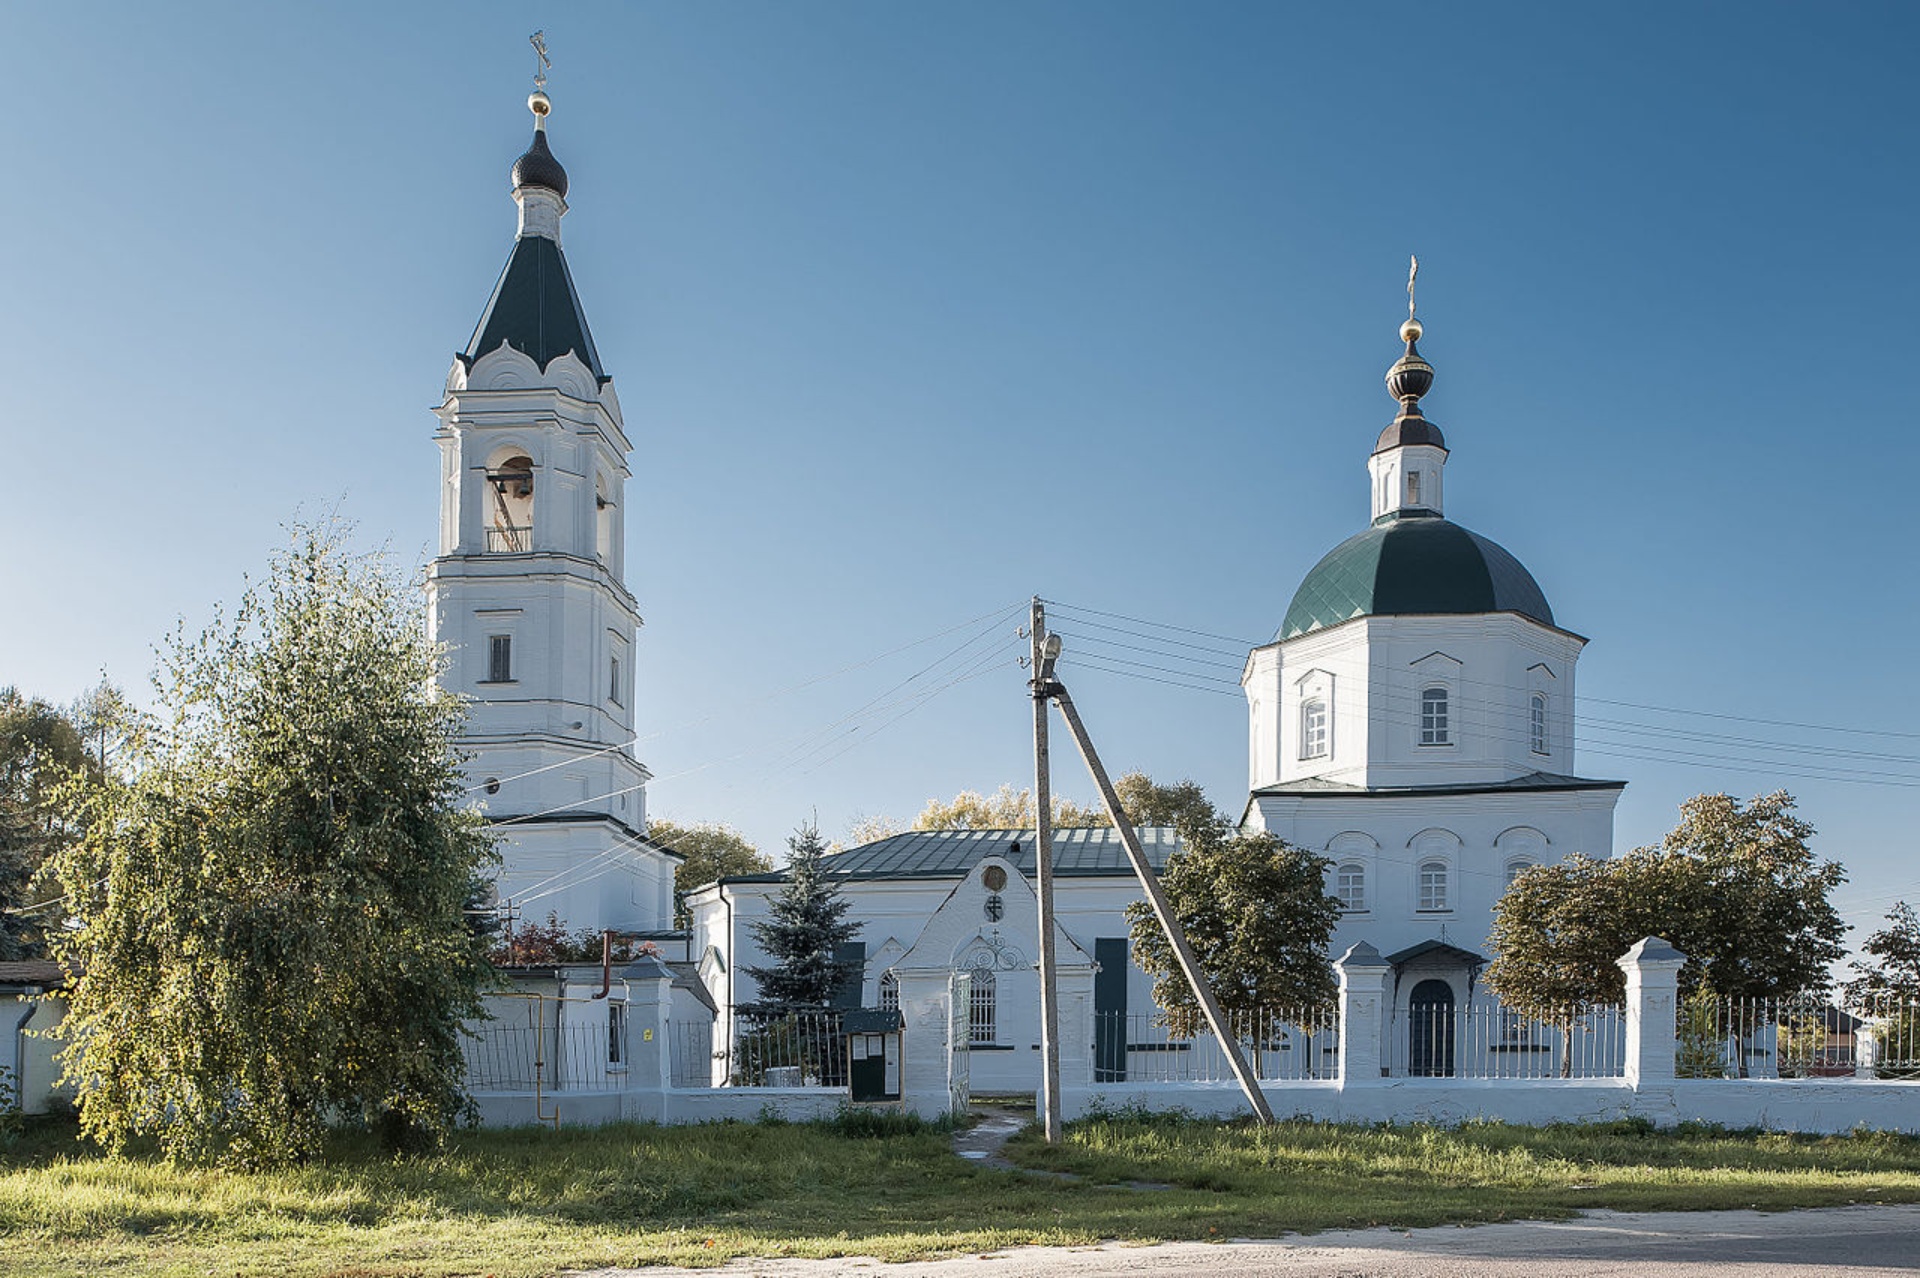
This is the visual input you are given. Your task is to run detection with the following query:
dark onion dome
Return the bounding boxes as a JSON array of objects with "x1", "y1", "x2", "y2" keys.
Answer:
[
  {"x1": 1279, "y1": 510, "x2": 1554, "y2": 640},
  {"x1": 1375, "y1": 412, "x2": 1446, "y2": 452},
  {"x1": 511, "y1": 128, "x2": 569, "y2": 198}
]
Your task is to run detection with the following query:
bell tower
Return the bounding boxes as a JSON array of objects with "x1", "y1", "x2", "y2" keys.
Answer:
[{"x1": 426, "y1": 47, "x2": 673, "y2": 934}]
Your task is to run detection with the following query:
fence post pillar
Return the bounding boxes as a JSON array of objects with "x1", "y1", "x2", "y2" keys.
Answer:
[
  {"x1": 1855, "y1": 1015, "x2": 1882, "y2": 1080},
  {"x1": 1054, "y1": 963, "x2": 1096, "y2": 1092},
  {"x1": 1336, "y1": 942, "x2": 1392, "y2": 1085},
  {"x1": 1618, "y1": 937, "x2": 1686, "y2": 1089},
  {"x1": 618, "y1": 955, "x2": 677, "y2": 1090}
]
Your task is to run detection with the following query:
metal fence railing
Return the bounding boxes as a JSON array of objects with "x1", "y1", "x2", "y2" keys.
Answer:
[
  {"x1": 1676, "y1": 993, "x2": 1920, "y2": 1080},
  {"x1": 463, "y1": 998, "x2": 630, "y2": 1094},
  {"x1": 1387, "y1": 1002, "x2": 1627, "y2": 1080},
  {"x1": 1092, "y1": 1008, "x2": 1340, "y2": 1084},
  {"x1": 670, "y1": 1019, "x2": 717, "y2": 1088},
  {"x1": 727, "y1": 1010, "x2": 847, "y2": 1087},
  {"x1": 484, "y1": 524, "x2": 533, "y2": 553}
]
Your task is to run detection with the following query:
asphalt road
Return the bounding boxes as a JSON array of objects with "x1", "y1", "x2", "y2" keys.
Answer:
[{"x1": 598, "y1": 1205, "x2": 1920, "y2": 1276}]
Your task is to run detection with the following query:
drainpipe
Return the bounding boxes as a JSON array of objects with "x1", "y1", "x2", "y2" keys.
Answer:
[
  {"x1": 591, "y1": 930, "x2": 613, "y2": 1000},
  {"x1": 12, "y1": 991, "x2": 42, "y2": 1111}
]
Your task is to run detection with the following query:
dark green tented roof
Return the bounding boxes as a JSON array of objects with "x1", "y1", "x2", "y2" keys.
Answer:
[
  {"x1": 462, "y1": 234, "x2": 605, "y2": 380},
  {"x1": 1279, "y1": 511, "x2": 1553, "y2": 640}
]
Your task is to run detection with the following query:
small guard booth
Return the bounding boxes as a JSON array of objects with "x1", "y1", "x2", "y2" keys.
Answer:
[{"x1": 845, "y1": 1008, "x2": 903, "y2": 1103}]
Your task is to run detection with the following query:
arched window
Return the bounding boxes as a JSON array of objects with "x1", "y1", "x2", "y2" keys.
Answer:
[
  {"x1": 1530, "y1": 693, "x2": 1548, "y2": 755},
  {"x1": 1300, "y1": 698, "x2": 1329, "y2": 759},
  {"x1": 968, "y1": 967, "x2": 997, "y2": 1044},
  {"x1": 595, "y1": 474, "x2": 614, "y2": 563},
  {"x1": 878, "y1": 970, "x2": 899, "y2": 1013},
  {"x1": 1417, "y1": 859, "x2": 1450, "y2": 912},
  {"x1": 1336, "y1": 863, "x2": 1367, "y2": 913},
  {"x1": 485, "y1": 452, "x2": 535, "y2": 553},
  {"x1": 1504, "y1": 858, "x2": 1536, "y2": 889},
  {"x1": 1420, "y1": 687, "x2": 1450, "y2": 746}
]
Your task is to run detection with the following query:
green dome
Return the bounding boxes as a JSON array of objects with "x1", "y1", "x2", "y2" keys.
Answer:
[{"x1": 1280, "y1": 512, "x2": 1554, "y2": 640}]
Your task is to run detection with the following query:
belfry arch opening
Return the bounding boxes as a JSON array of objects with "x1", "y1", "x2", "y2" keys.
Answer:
[
  {"x1": 486, "y1": 451, "x2": 535, "y2": 552},
  {"x1": 595, "y1": 472, "x2": 613, "y2": 563}
]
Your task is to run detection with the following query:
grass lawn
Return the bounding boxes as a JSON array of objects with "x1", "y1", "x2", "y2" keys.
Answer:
[{"x1": 4, "y1": 1110, "x2": 1920, "y2": 1277}]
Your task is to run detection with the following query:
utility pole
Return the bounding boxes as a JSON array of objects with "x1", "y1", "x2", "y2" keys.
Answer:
[
  {"x1": 1029, "y1": 598, "x2": 1064, "y2": 1144},
  {"x1": 1046, "y1": 678, "x2": 1275, "y2": 1125}
]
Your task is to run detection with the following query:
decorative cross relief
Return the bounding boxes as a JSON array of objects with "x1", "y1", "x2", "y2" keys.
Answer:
[{"x1": 956, "y1": 930, "x2": 1028, "y2": 972}]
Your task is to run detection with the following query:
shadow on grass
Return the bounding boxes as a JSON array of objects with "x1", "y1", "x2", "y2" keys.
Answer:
[{"x1": 10, "y1": 1110, "x2": 1920, "y2": 1276}]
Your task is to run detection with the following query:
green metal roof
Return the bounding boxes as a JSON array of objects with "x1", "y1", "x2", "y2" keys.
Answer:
[
  {"x1": 461, "y1": 234, "x2": 606, "y2": 381},
  {"x1": 719, "y1": 826, "x2": 1179, "y2": 886},
  {"x1": 1279, "y1": 511, "x2": 1553, "y2": 640}
]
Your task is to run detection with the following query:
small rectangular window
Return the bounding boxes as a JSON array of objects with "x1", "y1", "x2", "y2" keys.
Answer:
[
  {"x1": 608, "y1": 1001, "x2": 628, "y2": 1068},
  {"x1": 1405, "y1": 470, "x2": 1421, "y2": 505},
  {"x1": 609, "y1": 655, "x2": 622, "y2": 706},
  {"x1": 487, "y1": 634, "x2": 513, "y2": 683},
  {"x1": 1530, "y1": 693, "x2": 1548, "y2": 755}
]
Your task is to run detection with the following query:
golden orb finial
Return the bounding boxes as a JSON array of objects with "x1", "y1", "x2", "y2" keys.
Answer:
[{"x1": 528, "y1": 31, "x2": 553, "y2": 127}]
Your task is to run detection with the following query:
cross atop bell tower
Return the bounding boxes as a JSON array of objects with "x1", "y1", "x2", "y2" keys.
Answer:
[{"x1": 425, "y1": 45, "x2": 673, "y2": 935}]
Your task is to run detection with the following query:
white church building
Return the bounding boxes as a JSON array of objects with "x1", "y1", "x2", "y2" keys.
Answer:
[
  {"x1": 687, "y1": 298, "x2": 1625, "y2": 1090},
  {"x1": 433, "y1": 73, "x2": 1624, "y2": 1092}
]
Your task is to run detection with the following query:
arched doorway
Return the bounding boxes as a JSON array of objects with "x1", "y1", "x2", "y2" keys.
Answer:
[{"x1": 1407, "y1": 979, "x2": 1456, "y2": 1077}]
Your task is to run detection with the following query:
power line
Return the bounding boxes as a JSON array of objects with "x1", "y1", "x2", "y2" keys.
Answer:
[
  {"x1": 1040, "y1": 598, "x2": 1264, "y2": 649},
  {"x1": 1045, "y1": 599, "x2": 1918, "y2": 745}
]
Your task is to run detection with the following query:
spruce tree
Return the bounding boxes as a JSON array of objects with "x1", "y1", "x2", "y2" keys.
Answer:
[{"x1": 742, "y1": 823, "x2": 861, "y2": 1018}]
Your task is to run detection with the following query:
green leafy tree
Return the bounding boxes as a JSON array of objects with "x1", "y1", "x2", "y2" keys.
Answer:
[
  {"x1": 0, "y1": 688, "x2": 96, "y2": 959},
  {"x1": 68, "y1": 677, "x2": 137, "y2": 776},
  {"x1": 1484, "y1": 854, "x2": 1671, "y2": 1074},
  {"x1": 1489, "y1": 792, "x2": 1847, "y2": 1077},
  {"x1": 1112, "y1": 773, "x2": 1220, "y2": 836},
  {"x1": 648, "y1": 818, "x2": 772, "y2": 925},
  {"x1": 1845, "y1": 904, "x2": 1920, "y2": 1072},
  {"x1": 1848, "y1": 902, "x2": 1920, "y2": 1004},
  {"x1": 904, "y1": 772, "x2": 1210, "y2": 834},
  {"x1": 42, "y1": 523, "x2": 497, "y2": 1166},
  {"x1": 742, "y1": 823, "x2": 862, "y2": 1017},
  {"x1": 843, "y1": 811, "x2": 904, "y2": 846},
  {"x1": 1491, "y1": 792, "x2": 1845, "y2": 1007},
  {"x1": 911, "y1": 782, "x2": 1108, "y2": 831},
  {"x1": 1125, "y1": 816, "x2": 1340, "y2": 1038},
  {"x1": 1650, "y1": 791, "x2": 1847, "y2": 1000}
]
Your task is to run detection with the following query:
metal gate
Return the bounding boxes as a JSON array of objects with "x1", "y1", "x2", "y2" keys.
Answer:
[{"x1": 948, "y1": 970, "x2": 971, "y2": 1114}]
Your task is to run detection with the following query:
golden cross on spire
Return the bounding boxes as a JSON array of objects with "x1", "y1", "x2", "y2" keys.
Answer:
[
  {"x1": 1407, "y1": 254, "x2": 1420, "y2": 322},
  {"x1": 530, "y1": 31, "x2": 551, "y2": 91}
]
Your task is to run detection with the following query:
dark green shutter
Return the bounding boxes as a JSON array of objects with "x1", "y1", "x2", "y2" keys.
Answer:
[
  {"x1": 832, "y1": 942, "x2": 866, "y2": 1010},
  {"x1": 1094, "y1": 937, "x2": 1128, "y2": 1082}
]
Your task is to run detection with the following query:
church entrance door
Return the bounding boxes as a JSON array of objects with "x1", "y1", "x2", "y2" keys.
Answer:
[{"x1": 1407, "y1": 979, "x2": 1456, "y2": 1077}]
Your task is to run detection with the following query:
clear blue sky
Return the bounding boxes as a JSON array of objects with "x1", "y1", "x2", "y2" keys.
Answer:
[{"x1": 5, "y1": 3, "x2": 1916, "y2": 952}]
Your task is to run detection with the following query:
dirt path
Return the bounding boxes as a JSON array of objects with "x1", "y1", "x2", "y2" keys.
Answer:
[{"x1": 948, "y1": 1103, "x2": 1028, "y2": 1171}]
